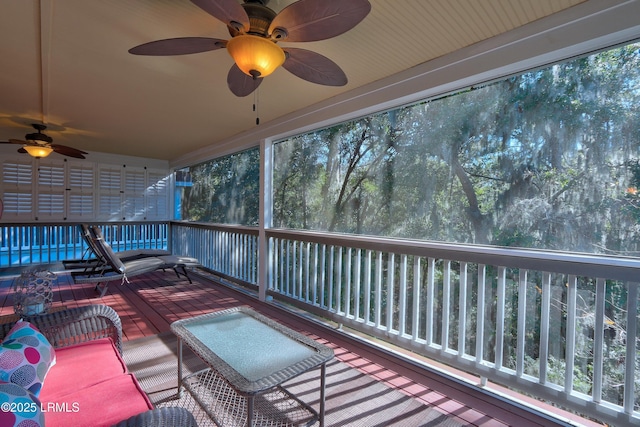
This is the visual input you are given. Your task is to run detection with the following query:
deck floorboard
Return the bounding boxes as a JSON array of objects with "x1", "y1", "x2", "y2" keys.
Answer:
[{"x1": 0, "y1": 268, "x2": 601, "y2": 427}]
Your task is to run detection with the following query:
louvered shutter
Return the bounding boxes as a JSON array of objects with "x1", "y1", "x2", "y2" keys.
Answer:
[
  {"x1": 36, "y1": 161, "x2": 66, "y2": 219},
  {"x1": 1, "y1": 155, "x2": 170, "y2": 222},
  {"x1": 123, "y1": 167, "x2": 146, "y2": 220},
  {"x1": 1, "y1": 159, "x2": 33, "y2": 219},
  {"x1": 97, "y1": 166, "x2": 123, "y2": 220},
  {"x1": 146, "y1": 170, "x2": 169, "y2": 220},
  {"x1": 67, "y1": 161, "x2": 95, "y2": 219}
]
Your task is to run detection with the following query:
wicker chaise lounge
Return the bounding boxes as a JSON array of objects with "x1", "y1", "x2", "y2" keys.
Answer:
[
  {"x1": 68, "y1": 225, "x2": 201, "y2": 297},
  {"x1": 0, "y1": 304, "x2": 196, "y2": 427}
]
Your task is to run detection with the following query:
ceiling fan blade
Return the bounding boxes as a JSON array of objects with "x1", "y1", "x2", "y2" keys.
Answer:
[
  {"x1": 191, "y1": 0, "x2": 249, "y2": 32},
  {"x1": 227, "y1": 64, "x2": 262, "y2": 97},
  {"x1": 129, "y1": 37, "x2": 226, "y2": 56},
  {"x1": 51, "y1": 144, "x2": 88, "y2": 159},
  {"x1": 269, "y1": 0, "x2": 371, "y2": 42},
  {"x1": 17, "y1": 147, "x2": 27, "y2": 153},
  {"x1": 282, "y1": 48, "x2": 347, "y2": 86},
  {"x1": 51, "y1": 150, "x2": 85, "y2": 159},
  {"x1": 5, "y1": 139, "x2": 27, "y2": 144}
]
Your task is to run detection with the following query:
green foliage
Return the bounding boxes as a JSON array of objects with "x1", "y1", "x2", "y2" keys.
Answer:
[
  {"x1": 181, "y1": 148, "x2": 259, "y2": 225},
  {"x1": 271, "y1": 42, "x2": 640, "y2": 411},
  {"x1": 178, "y1": 42, "x2": 640, "y2": 413},
  {"x1": 273, "y1": 43, "x2": 640, "y2": 256}
]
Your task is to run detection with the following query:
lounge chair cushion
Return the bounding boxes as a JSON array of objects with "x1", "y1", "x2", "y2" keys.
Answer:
[
  {"x1": 115, "y1": 248, "x2": 172, "y2": 259},
  {"x1": 94, "y1": 237, "x2": 127, "y2": 273},
  {"x1": 88, "y1": 226, "x2": 171, "y2": 260},
  {"x1": 91, "y1": 233, "x2": 166, "y2": 276},
  {"x1": 157, "y1": 254, "x2": 200, "y2": 268},
  {"x1": 0, "y1": 381, "x2": 44, "y2": 426},
  {"x1": 121, "y1": 257, "x2": 165, "y2": 276},
  {"x1": 0, "y1": 321, "x2": 56, "y2": 396},
  {"x1": 68, "y1": 225, "x2": 201, "y2": 295}
]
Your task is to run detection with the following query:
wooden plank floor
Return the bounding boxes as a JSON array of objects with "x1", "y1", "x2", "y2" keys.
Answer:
[{"x1": 0, "y1": 268, "x2": 601, "y2": 427}]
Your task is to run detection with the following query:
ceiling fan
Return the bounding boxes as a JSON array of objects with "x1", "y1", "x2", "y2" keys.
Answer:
[
  {"x1": 1, "y1": 123, "x2": 88, "y2": 159},
  {"x1": 129, "y1": 0, "x2": 371, "y2": 97}
]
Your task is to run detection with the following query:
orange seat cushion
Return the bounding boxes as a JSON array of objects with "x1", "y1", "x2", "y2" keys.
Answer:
[
  {"x1": 40, "y1": 338, "x2": 127, "y2": 400},
  {"x1": 38, "y1": 338, "x2": 152, "y2": 427},
  {"x1": 41, "y1": 374, "x2": 153, "y2": 427}
]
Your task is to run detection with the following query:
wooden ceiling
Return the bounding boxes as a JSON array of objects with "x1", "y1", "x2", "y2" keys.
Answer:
[{"x1": 0, "y1": 0, "x2": 624, "y2": 163}]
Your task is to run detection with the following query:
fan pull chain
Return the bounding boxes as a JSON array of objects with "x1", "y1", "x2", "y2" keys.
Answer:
[{"x1": 253, "y1": 86, "x2": 260, "y2": 125}]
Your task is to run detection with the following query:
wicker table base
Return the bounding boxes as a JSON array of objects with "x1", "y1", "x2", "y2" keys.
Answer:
[
  {"x1": 171, "y1": 307, "x2": 333, "y2": 427},
  {"x1": 180, "y1": 369, "x2": 317, "y2": 427}
]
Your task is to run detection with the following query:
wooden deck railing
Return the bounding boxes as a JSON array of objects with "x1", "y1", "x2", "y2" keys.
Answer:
[
  {"x1": 2, "y1": 220, "x2": 638, "y2": 426},
  {"x1": 0, "y1": 222, "x2": 169, "y2": 267},
  {"x1": 171, "y1": 222, "x2": 640, "y2": 427},
  {"x1": 171, "y1": 222, "x2": 259, "y2": 286}
]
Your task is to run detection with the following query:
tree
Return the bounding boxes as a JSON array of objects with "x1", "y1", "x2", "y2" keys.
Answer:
[
  {"x1": 182, "y1": 148, "x2": 259, "y2": 225},
  {"x1": 272, "y1": 41, "x2": 640, "y2": 409}
]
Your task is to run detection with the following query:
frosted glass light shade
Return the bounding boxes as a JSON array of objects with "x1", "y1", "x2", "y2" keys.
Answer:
[
  {"x1": 227, "y1": 34, "x2": 285, "y2": 78},
  {"x1": 24, "y1": 145, "x2": 53, "y2": 158}
]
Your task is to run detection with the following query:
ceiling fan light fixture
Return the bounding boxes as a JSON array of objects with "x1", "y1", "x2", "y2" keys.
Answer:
[
  {"x1": 24, "y1": 145, "x2": 53, "y2": 158},
  {"x1": 226, "y1": 34, "x2": 285, "y2": 78}
]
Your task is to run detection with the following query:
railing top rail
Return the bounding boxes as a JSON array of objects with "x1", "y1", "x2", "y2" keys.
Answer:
[
  {"x1": 171, "y1": 221, "x2": 259, "y2": 235},
  {"x1": 266, "y1": 228, "x2": 640, "y2": 282},
  {"x1": 0, "y1": 221, "x2": 168, "y2": 227}
]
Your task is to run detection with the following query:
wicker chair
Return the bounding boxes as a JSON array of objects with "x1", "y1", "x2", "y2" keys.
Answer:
[
  {"x1": 0, "y1": 305, "x2": 196, "y2": 427},
  {"x1": 112, "y1": 406, "x2": 197, "y2": 427},
  {"x1": 0, "y1": 304, "x2": 124, "y2": 353}
]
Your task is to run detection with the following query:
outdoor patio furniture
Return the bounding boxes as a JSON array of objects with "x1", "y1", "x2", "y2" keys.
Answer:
[
  {"x1": 68, "y1": 225, "x2": 201, "y2": 297},
  {"x1": 170, "y1": 306, "x2": 334, "y2": 427},
  {"x1": 0, "y1": 304, "x2": 197, "y2": 427},
  {"x1": 63, "y1": 224, "x2": 171, "y2": 270},
  {"x1": 112, "y1": 406, "x2": 198, "y2": 427}
]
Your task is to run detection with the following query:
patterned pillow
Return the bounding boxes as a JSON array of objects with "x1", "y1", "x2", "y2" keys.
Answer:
[
  {"x1": 0, "y1": 322, "x2": 56, "y2": 396},
  {"x1": 0, "y1": 381, "x2": 44, "y2": 427}
]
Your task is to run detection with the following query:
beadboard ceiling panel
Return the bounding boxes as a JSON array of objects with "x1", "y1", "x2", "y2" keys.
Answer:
[{"x1": 0, "y1": 0, "x2": 621, "y2": 162}]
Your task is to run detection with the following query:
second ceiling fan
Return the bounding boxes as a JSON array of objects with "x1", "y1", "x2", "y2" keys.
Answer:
[
  {"x1": 129, "y1": 0, "x2": 371, "y2": 97},
  {"x1": 1, "y1": 124, "x2": 88, "y2": 159}
]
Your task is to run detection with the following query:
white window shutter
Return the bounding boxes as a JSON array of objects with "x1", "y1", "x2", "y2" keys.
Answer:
[
  {"x1": 36, "y1": 161, "x2": 66, "y2": 219},
  {"x1": 146, "y1": 170, "x2": 169, "y2": 220},
  {"x1": 97, "y1": 166, "x2": 123, "y2": 220},
  {"x1": 0, "y1": 155, "x2": 169, "y2": 222},
  {"x1": 1, "y1": 159, "x2": 34, "y2": 219},
  {"x1": 123, "y1": 167, "x2": 146, "y2": 220},
  {"x1": 67, "y1": 162, "x2": 95, "y2": 219}
]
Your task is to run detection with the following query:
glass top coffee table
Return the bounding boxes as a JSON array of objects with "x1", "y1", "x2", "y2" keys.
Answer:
[{"x1": 171, "y1": 306, "x2": 334, "y2": 427}]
